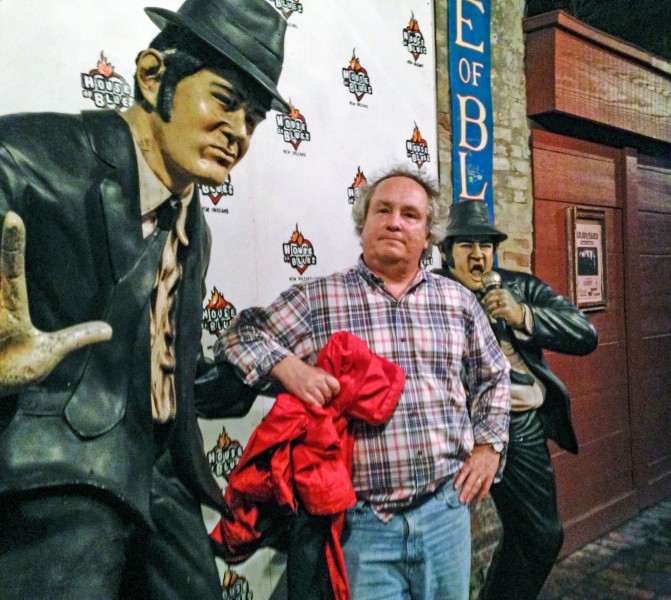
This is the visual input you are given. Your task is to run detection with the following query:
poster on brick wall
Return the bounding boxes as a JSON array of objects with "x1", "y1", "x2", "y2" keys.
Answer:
[
  {"x1": 448, "y1": 0, "x2": 494, "y2": 215},
  {"x1": 0, "y1": 0, "x2": 437, "y2": 597}
]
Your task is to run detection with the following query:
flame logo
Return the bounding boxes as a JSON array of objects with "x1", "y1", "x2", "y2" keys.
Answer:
[
  {"x1": 216, "y1": 429, "x2": 231, "y2": 449},
  {"x1": 403, "y1": 13, "x2": 427, "y2": 62},
  {"x1": 352, "y1": 166, "x2": 367, "y2": 188},
  {"x1": 206, "y1": 287, "x2": 233, "y2": 311},
  {"x1": 289, "y1": 224, "x2": 310, "y2": 248},
  {"x1": 276, "y1": 102, "x2": 310, "y2": 151},
  {"x1": 96, "y1": 51, "x2": 114, "y2": 77},
  {"x1": 343, "y1": 49, "x2": 373, "y2": 102},
  {"x1": 202, "y1": 287, "x2": 237, "y2": 337},
  {"x1": 288, "y1": 103, "x2": 303, "y2": 121},
  {"x1": 289, "y1": 225, "x2": 303, "y2": 246},
  {"x1": 283, "y1": 224, "x2": 316, "y2": 275},
  {"x1": 407, "y1": 14, "x2": 420, "y2": 32},
  {"x1": 208, "y1": 426, "x2": 243, "y2": 480},
  {"x1": 348, "y1": 50, "x2": 367, "y2": 75},
  {"x1": 348, "y1": 166, "x2": 368, "y2": 204},
  {"x1": 406, "y1": 123, "x2": 430, "y2": 169},
  {"x1": 411, "y1": 124, "x2": 427, "y2": 145},
  {"x1": 81, "y1": 51, "x2": 133, "y2": 111},
  {"x1": 221, "y1": 567, "x2": 252, "y2": 600}
]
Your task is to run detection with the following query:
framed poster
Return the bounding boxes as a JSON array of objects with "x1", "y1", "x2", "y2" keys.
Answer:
[{"x1": 566, "y1": 207, "x2": 607, "y2": 311}]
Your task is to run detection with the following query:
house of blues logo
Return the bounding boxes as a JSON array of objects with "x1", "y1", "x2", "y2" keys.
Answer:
[
  {"x1": 347, "y1": 166, "x2": 367, "y2": 205},
  {"x1": 221, "y1": 568, "x2": 253, "y2": 600},
  {"x1": 269, "y1": 0, "x2": 303, "y2": 19},
  {"x1": 199, "y1": 175, "x2": 233, "y2": 206},
  {"x1": 283, "y1": 224, "x2": 316, "y2": 275},
  {"x1": 342, "y1": 49, "x2": 373, "y2": 103},
  {"x1": 202, "y1": 287, "x2": 237, "y2": 337},
  {"x1": 276, "y1": 103, "x2": 311, "y2": 151},
  {"x1": 403, "y1": 13, "x2": 427, "y2": 63},
  {"x1": 81, "y1": 52, "x2": 132, "y2": 111},
  {"x1": 406, "y1": 123, "x2": 430, "y2": 168},
  {"x1": 207, "y1": 427, "x2": 243, "y2": 480}
]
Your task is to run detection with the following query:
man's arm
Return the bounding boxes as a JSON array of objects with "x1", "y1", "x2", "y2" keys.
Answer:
[
  {"x1": 215, "y1": 286, "x2": 339, "y2": 407},
  {"x1": 454, "y1": 443, "x2": 502, "y2": 505},
  {"x1": 270, "y1": 354, "x2": 340, "y2": 407},
  {"x1": 455, "y1": 292, "x2": 511, "y2": 504}
]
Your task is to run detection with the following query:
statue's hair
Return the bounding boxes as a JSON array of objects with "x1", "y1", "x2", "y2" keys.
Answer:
[{"x1": 439, "y1": 237, "x2": 500, "y2": 269}]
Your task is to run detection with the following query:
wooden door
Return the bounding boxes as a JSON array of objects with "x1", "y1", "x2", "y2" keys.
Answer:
[
  {"x1": 531, "y1": 129, "x2": 638, "y2": 555},
  {"x1": 624, "y1": 152, "x2": 671, "y2": 508}
]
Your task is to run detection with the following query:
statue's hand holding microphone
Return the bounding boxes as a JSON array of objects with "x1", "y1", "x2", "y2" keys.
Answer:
[{"x1": 479, "y1": 270, "x2": 525, "y2": 330}]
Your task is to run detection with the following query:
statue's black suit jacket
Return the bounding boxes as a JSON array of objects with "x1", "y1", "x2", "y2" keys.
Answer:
[
  {"x1": 0, "y1": 110, "x2": 252, "y2": 524},
  {"x1": 435, "y1": 267, "x2": 598, "y2": 453}
]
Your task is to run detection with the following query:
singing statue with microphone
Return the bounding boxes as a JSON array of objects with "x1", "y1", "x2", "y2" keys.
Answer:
[{"x1": 434, "y1": 199, "x2": 598, "y2": 600}]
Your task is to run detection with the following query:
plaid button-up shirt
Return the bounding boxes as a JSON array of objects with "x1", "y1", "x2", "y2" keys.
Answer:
[{"x1": 216, "y1": 257, "x2": 510, "y2": 515}]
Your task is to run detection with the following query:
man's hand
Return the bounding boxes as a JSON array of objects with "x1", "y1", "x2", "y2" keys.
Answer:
[
  {"x1": 271, "y1": 354, "x2": 340, "y2": 408},
  {"x1": 454, "y1": 444, "x2": 501, "y2": 505},
  {"x1": 482, "y1": 288, "x2": 525, "y2": 328},
  {"x1": 0, "y1": 211, "x2": 112, "y2": 396}
]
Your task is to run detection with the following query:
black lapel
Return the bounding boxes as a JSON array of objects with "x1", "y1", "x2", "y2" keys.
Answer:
[{"x1": 81, "y1": 110, "x2": 144, "y2": 283}]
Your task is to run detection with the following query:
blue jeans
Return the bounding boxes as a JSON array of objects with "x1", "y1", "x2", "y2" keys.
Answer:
[{"x1": 342, "y1": 482, "x2": 471, "y2": 600}]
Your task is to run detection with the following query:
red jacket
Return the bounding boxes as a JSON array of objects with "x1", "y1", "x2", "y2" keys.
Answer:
[{"x1": 210, "y1": 331, "x2": 405, "y2": 599}]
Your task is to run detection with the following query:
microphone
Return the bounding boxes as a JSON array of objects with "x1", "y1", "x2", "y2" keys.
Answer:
[
  {"x1": 481, "y1": 270, "x2": 502, "y2": 294},
  {"x1": 480, "y1": 270, "x2": 506, "y2": 332}
]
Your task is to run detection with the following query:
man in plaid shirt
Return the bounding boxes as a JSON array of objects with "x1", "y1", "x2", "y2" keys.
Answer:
[{"x1": 217, "y1": 166, "x2": 510, "y2": 600}]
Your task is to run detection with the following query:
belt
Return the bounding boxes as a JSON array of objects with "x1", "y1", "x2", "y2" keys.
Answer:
[{"x1": 396, "y1": 476, "x2": 454, "y2": 513}]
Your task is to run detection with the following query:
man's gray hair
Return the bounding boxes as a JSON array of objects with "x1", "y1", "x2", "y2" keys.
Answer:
[{"x1": 352, "y1": 165, "x2": 449, "y2": 249}]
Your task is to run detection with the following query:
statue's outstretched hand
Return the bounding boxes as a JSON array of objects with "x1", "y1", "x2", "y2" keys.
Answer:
[{"x1": 0, "y1": 211, "x2": 112, "y2": 396}]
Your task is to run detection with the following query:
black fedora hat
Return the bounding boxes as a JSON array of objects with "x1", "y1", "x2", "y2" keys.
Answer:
[
  {"x1": 145, "y1": 0, "x2": 289, "y2": 112},
  {"x1": 443, "y1": 200, "x2": 508, "y2": 243}
]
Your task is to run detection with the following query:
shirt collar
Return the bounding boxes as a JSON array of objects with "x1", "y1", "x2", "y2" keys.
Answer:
[
  {"x1": 133, "y1": 140, "x2": 193, "y2": 246},
  {"x1": 355, "y1": 255, "x2": 428, "y2": 294},
  {"x1": 133, "y1": 140, "x2": 193, "y2": 216}
]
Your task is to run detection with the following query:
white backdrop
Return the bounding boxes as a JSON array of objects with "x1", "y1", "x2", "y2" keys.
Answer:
[{"x1": 0, "y1": 1, "x2": 438, "y2": 596}]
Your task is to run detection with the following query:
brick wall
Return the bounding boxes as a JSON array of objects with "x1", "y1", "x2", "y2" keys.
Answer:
[
  {"x1": 433, "y1": 1, "x2": 532, "y2": 596},
  {"x1": 434, "y1": 0, "x2": 532, "y2": 271}
]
